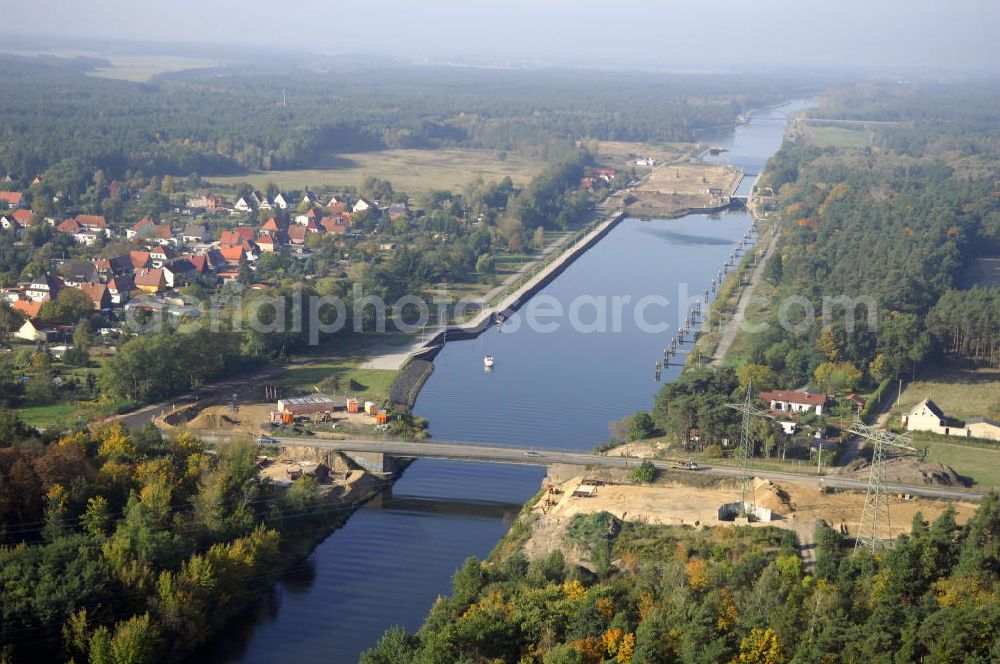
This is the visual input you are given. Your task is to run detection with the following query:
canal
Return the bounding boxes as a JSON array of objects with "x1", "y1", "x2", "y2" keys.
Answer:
[{"x1": 213, "y1": 98, "x2": 814, "y2": 663}]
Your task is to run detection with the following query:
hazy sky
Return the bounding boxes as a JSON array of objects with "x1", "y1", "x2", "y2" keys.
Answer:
[{"x1": 11, "y1": 0, "x2": 999, "y2": 73}]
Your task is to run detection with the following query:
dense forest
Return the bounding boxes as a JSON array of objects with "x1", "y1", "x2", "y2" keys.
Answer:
[
  {"x1": 0, "y1": 54, "x2": 807, "y2": 185},
  {"x1": 0, "y1": 415, "x2": 340, "y2": 662},
  {"x1": 732, "y1": 82, "x2": 1000, "y2": 394},
  {"x1": 362, "y1": 498, "x2": 1000, "y2": 663}
]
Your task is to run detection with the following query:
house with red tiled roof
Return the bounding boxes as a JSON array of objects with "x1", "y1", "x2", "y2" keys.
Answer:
[
  {"x1": 220, "y1": 227, "x2": 256, "y2": 245},
  {"x1": 135, "y1": 268, "x2": 166, "y2": 294},
  {"x1": 79, "y1": 282, "x2": 112, "y2": 311},
  {"x1": 259, "y1": 217, "x2": 285, "y2": 237},
  {"x1": 0, "y1": 191, "x2": 24, "y2": 208},
  {"x1": 219, "y1": 244, "x2": 245, "y2": 265},
  {"x1": 58, "y1": 219, "x2": 102, "y2": 246},
  {"x1": 130, "y1": 250, "x2": 152, "y2": 270},
  {"x1": 286, "y1": 225, "x2": 307, "y2": 245},
  {"x1": 11, "y1": 209, "x2": 32, "y2": 226},
  {"x1": 12, "y1": 299, "x2": 42, "y2": 318},
  {"x1": 759, "y1": 390, "x2": 829, "y2": 416},
  {"x1": 182, "y1": 254, "x2": 209, "y2": 275},
  {"x1": 257, "y1": 235, "x2": 276, "y2": 252},
  {"x1": 321, "y1": 216, "x2": 349, "y2": 234},
  {"x1": 75, "y1": 214, "x2": 108, "y2": 232},
  {"x1": 127, "y1": 218, "x2": 156, "y2": 239}
]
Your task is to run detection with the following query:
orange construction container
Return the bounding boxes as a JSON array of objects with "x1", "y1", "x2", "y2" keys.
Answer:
[
  {"x1": 365, "y1": 401, "x2": 378, "y2": 415},
  {"x1": 346, "y1": 399, "x2": 359, "y2": 413},
  {"x1": 375, "y1": 412, "x2": 389, "y2": 424}
]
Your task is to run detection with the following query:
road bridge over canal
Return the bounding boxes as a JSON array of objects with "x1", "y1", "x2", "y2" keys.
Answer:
[{"x1": 234, "y1": 435, "x2": 985, "y2": 502}]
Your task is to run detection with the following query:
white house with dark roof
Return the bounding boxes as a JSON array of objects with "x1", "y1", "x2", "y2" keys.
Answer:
[{"x1": 902, "y1": 398, "x2": 952, "y2": 435}]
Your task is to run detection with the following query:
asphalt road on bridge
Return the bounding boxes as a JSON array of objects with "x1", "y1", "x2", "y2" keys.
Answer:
[{"x1": 252, "y1": 436, "x2": 986, "y2": 502}]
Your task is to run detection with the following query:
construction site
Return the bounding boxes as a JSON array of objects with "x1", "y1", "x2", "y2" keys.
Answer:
[
  {"x1": 609, "y1": 161, "x2": 743, "y2": 218},
  {"x1": 157, "y1": 392, "x2": 395, "y2": 438},
  {"x1": 522, "y1": 471, "x2": 979, "y2": 570}
]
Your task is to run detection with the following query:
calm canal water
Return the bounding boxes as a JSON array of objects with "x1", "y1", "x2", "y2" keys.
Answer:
[{"x1": 212, "y1": 98, "x2": 813, "y2": 664}]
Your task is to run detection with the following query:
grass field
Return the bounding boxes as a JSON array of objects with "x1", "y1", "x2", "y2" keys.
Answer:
[
  {"x1": 278, "y1": 336, "x2": 399, "y2": 402},
  {"x1": 207, "y1": 148, "x2": 545, "y2": 193},
  {"x1": 892, "y1": 361, "x2": 1000, "y2": 422},
  {"x1": 912, "y1": 433, "x2": 1000, "y2": 487},
  {"x1": 87, "y1": 55, "x2": 218, "y2": 82},
  {"x1": 17, "y1": 403, "x2": 82, "y2": 428},
  {"x1": 803, "y1": 125, "x2": 871, "y2": 149}
]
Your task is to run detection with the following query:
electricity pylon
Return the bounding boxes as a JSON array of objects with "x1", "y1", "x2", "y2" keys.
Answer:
[
  {"x1": 725, "y1": 383, "x2": 773, "y2": 519},
  {"x1": 849, "y1": 418, "x2": 917, "y2": 553}
]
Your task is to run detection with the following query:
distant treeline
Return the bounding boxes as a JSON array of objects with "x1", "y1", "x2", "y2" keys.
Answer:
[{"x1": 0, "y1": 55, "x2": 809, "y2": 183}]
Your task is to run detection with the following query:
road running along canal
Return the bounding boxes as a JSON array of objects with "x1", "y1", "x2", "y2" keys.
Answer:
[{"x1": 209, "y1": 98, "x2": 816, "y2": 664}]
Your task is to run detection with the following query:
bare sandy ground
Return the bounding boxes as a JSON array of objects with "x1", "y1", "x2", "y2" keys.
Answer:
[{"x1": 523, "y1": 474, "x2": 979, "y2": 566}]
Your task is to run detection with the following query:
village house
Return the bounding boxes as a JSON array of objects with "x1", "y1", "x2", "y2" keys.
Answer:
[
  {"x1": 135, "y1": 268, "x2": 166, "y2": 294},
  {"x1": 106, "y1": 274, "x2": 134, "y2": 305},
  {"x1": 286, "y1": 225, "x2": 307, "y2": 245},
  {"x1": 220, "y1": 227, "x2": 257, "y2": 245},
  {"x1": 187, "y1": 192, "x2": 226, "y2": 210},
  {"x1": 56, "y1": 219, "x2": 101, "y2": 246},
  {"x1": 0, "y1": 215, "x2": 25, "y2": 235},
  {"x1": 59, "y1": 260, "x2": 99, "y2": 288},
  {"x1": 327, "y1": 195, "x2": 346, "y2": 208},
  {"x1": 758, "y1": 390, "x2": 828, "y2": 416},
  {"x1": 273, "y1": 193, "x2": 291, "y2": 210},
  {"x1": 234, "y1": 191, "x2": 263, "y2": 212},
  {"x1": 15, "y1": 318, "x2": 55, "y2": 342},
  {"x1": 130, "y1": 250, "x2": 152, "y2": 271},
  {"x1": 258, "y1": 217, "x2": 285, "y2": 238},
  {"x1": 93, "y1": 255, "x2": 134, "y2": 280},
  {"x1": 79, "y1": 282, "x2": 112, "y2": 312},
  {"x1": 75, "y1": 214, "x2": 110, "y2": 236},
  {"x1": 148, "y1": 245, "x2": 177, "y2": 268},
  {"x1": 12, "y1": 299, "x2": 42, "y2": 319},
  {"x1": 902, "y1": 399, "x2": 1000, "y2": 441},
  {"x1": 219, "y1": 244, "x2": 246, "y2": 266},
  {"x1": 256, "y1": 236, "x2": 276, "y2": 252},
  {"x1": 302, "y1": 191, "x2": 318, "y2": 206},
  {"x1": 182, "y1": 254, "x2": 210, "y2": 279},
  {"x1": 163, "y1": 259, "x2": 197, "y2": 288},
  {"x1": 25, "y1": 274, "x2": 64, "y2": 302},
  {"x1": 0, "y1": 191, "x2": 24, "y2": 208},
  {"x1": 387, "y1": 202, "x2": 410, "y2": 221},
  {"x1": 352, "y1": 197, "x2": 375, "y2": 213},
  {"x1": 294, "y1": 208, "x2": 322, "y2": 226},
  {"x1": 126, "y1": 218, "x2": 156, "y2": 239},
  {"x1": 321, "y1": 216, "x2": 349, "y2": 234},
  {"x1": 902, "y1": 399, "x2": 950, "y2": 435},
  {"x1": 10, "y1": 209, "x2": 32, "y2": 227},
  {"x1": 966, "y1": 417, "x2": 1000, "y2": 442},
  {"x1": 180, "y1": 224, "x2": 209, "y2": 244}
]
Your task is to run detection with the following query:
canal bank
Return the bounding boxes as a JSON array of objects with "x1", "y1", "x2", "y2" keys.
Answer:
[{"x1": 214, "y1": 99, "x2": 814, "y2": 664}]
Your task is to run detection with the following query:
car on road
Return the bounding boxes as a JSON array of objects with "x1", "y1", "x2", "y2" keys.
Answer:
[
  {"x1": 524, "y1": 450, "x2": 541, "y2": 457},
  {"x1": 256, "y1": 435, "x2": 278, "y2": 445}
]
